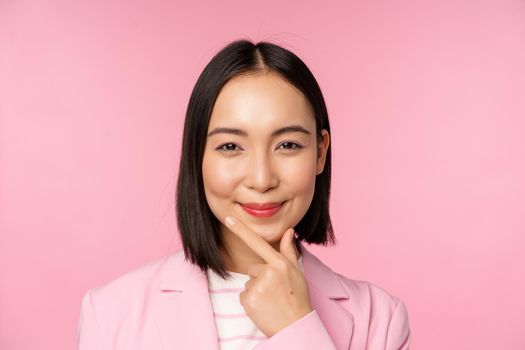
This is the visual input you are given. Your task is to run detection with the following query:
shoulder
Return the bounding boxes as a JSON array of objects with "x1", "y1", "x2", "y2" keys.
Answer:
[
  {"x1": 337, "y1": 272, "x2": 404, "y2": 311},
  {"x1": 81, "y1": 250, "x2": 182, "y2": 312},
  {"x1": 77, "y1": 251, "x2": 186, "y2": 348},
  {"x1": 332, "y1": 272, "x2": 411, "y2": 348},
  {"x1": 301, "y1": 243, "x2": 405, "y2": 315},
  {"x1": 299, "y1": 243, "x2": 412, "y2": 348}
]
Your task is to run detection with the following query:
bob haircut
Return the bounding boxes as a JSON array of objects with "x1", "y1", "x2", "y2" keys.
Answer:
[{"x1": 176, "y1": 39, "x2": 335, "y2": 279}]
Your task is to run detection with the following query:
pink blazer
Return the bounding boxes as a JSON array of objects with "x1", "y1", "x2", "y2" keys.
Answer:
[{"x1": 77, "y1": 241, "x2": 411, "y2": 349}]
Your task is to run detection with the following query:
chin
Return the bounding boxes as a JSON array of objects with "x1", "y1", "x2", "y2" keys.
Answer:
[{"x1": 250, "y1": 225, "x2": 286, "y2": 242}]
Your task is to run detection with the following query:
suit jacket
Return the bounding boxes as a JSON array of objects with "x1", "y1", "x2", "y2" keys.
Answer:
[{"x1": 77, "y1": 241, "x2": 411, "y2": 349}]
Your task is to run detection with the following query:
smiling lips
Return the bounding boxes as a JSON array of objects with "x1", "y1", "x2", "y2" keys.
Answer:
[{"x1": 240, "y1": 202, "x2": 284, "y2": 218}]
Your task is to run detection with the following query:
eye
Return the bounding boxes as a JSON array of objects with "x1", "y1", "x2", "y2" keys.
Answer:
[
  {"x1": 216, "y1": 143, "x2": 242, "y2": 153},
  {"x1": 278, "y1": 142, "x2": 303, "y2": 151}
]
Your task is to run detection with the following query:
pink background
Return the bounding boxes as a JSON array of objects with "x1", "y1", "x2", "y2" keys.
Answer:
[{"x1": 1, "y1": 0, "x2": 524, "y2": 349}]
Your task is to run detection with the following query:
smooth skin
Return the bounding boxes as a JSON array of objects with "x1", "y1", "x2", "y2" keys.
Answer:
[{"x1": 202, "y1": 70, "x2": 330, "y2": 337}]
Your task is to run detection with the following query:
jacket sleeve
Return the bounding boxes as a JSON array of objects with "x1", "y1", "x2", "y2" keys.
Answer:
[
  {"x1": 385, "y1": 299, "x2": 412, "y2": 350},
  {"x1": 254, "y1": 309, "x2": 336, "y2": 350},
  {"x1": 77, "y1": 289, "x2": 103, "y2": 350}
]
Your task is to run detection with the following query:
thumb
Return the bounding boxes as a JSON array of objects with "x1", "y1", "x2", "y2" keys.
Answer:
[{"x1": 280, "y1": 228, "x2": 300, "y2": 268}]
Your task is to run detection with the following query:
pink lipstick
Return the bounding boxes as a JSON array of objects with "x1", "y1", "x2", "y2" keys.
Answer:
[{"x1": 240, "y1": 202, "x2": 284, "y2": 218}]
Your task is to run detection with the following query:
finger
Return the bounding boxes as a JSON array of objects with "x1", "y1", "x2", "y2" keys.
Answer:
[
  {"x1": 245, "y1": 262, "x2": 266, "y2": 279},
  {"x1": 280, "y1": 228, "x2": 300, "y2": 269},
  {"x1": 225, "y1": 216, "x2": 281, "y2": 265},
  {"x1": 244, "y1": 276, "x2": 256, "y2": 291}
]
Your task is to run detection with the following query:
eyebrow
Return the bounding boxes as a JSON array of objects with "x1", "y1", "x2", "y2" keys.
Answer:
[{"x1": 207, "y1": 124, "x2": 311, "y2": 138}]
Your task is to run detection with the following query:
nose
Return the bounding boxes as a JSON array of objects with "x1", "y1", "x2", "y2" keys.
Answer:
[{"x1": 245, "y1": 149, "x2": 279, "y2": 193}]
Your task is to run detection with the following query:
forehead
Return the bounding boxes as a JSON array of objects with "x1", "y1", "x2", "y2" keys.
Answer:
[{"x1": 208, "y1": 72, "x2": 315, "y2": 132}]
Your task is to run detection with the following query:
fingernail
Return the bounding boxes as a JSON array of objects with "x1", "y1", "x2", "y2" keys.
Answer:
[{"x1": 225, "y1": 217, "x2": 235, "y2": 227}]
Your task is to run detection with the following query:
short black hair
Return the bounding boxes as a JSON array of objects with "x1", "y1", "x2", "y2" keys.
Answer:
[{"x1": 176, "y1": 39, "x2": 335, "y2": 279}]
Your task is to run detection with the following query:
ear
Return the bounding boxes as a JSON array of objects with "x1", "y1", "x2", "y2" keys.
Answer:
[{"x1": 316, "y1": 129, "x2": 330, "y2": 175}]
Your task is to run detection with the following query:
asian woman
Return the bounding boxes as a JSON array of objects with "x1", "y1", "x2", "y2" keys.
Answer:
[{"x1": 77, "y1": 39, "x2": 412, "y2": 350}]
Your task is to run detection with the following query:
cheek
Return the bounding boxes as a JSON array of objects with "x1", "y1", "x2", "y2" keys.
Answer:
[
  {"x1": 202, "y1": 155, "x2": 238, "y2": 199},
  {"x1": 280, "y1": 154, "x2": 317, "y2": 196}
]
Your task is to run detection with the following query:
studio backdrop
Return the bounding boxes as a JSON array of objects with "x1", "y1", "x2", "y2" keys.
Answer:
[{"x1": 1, "y1": 0, "x2": 524, "y2": 349}]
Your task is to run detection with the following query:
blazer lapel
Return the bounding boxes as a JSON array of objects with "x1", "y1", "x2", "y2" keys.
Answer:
[
  {"x1": 299, "y1": 241, "x2": 355, "y2": 349},
  {"x1": 153, "y1": 252, "x2": 220, "y2": 350},
  {"x1": 154, "y1": 242, "x2": 354, "y2": 350}
]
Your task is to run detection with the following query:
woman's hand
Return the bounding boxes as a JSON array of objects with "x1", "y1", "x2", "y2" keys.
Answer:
[{"x1": 224, "y1": 216, "x2": 314, "y2": 338}]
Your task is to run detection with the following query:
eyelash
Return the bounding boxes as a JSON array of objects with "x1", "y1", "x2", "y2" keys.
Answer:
[{"x1": 216, "y1": 142, "x2": 303, "y2": 153}]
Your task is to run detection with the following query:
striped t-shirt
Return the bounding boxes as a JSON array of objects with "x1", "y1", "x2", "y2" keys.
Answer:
[{"x1": 206, "y1": 255, "x2": 305, "y2": 350}]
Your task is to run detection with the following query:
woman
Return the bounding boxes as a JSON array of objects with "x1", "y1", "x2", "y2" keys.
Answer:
[{"x1": 77, "y1": 39, "x2": 412, "y2": 350}]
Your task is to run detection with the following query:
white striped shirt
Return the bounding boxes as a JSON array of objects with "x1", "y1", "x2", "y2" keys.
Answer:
[{"x1": 206, "y1": 255, "x2": 304, "y2": 350}]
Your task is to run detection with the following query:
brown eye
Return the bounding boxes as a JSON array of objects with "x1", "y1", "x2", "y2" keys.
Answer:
[
  {"x1": 216, "y1": 143, "x2": 241, "y2": 152},
  {"x1": 278, "y1": 142, "x2": 303, "y2": 151}
]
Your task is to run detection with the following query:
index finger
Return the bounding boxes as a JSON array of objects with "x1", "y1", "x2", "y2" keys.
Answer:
[{"x1": 225, "y1": 216, "x2": 282, "y2": 265}]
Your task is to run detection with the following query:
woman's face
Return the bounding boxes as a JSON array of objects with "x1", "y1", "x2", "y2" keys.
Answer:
[{"x1": 202, "y1": 71, "x2": 330, "y2": 248}]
